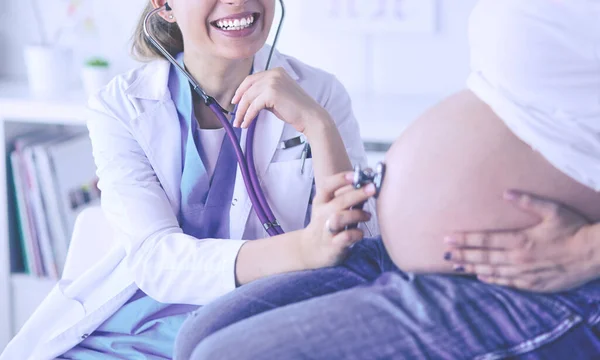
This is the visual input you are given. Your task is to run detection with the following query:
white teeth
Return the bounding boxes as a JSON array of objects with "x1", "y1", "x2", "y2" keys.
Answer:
[{"x1": 216, "y1": 15, "x2": 255, "y2": 30}]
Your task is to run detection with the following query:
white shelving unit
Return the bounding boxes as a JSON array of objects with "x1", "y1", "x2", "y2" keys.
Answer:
[{"x1": 0, "y1": 81, "x2": 88, "y2": 349}]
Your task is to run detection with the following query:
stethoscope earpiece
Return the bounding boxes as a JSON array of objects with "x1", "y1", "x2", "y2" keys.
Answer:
[{"x1": 353, "y1": 162, "x2": 386, "y2": 198}]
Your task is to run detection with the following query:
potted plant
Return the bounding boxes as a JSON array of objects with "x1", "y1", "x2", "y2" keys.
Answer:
[
  {"x1": 81, "y1": 57, "x2": 111, "y2": 96},
  {"x1": 25, "y1": 0, "x2": 101, "y2": 96},
  {"x1": 24, "y1": 0, "x2": 78, "y2": 96}
]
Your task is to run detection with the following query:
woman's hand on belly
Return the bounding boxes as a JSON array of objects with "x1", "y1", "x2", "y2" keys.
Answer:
[{"x1": 444, "y1": 190, "x2": 598, "y2": 293}]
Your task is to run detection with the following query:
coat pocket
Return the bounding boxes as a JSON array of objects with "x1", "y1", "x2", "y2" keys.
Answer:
[{"x1": 261, "y1": 158, "x2": 314, "y2": 233}]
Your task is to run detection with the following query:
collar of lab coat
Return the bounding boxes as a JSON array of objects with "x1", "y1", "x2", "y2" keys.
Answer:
[
  {"x1": 122, "y1": 45, "x2": 301, "y2": 239},
  {"x1": 125, "y1": 45, "x2": 300, "y2": 100}
]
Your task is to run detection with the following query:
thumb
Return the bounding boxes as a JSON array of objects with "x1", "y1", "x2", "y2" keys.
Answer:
[{"x1": 504, "y1": 190, "x2": 560, "y2": 220}]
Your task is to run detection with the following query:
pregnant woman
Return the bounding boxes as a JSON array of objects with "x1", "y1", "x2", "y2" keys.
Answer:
[{"x1": 173, "y1": 0, "x2": 600, "y2": 358}]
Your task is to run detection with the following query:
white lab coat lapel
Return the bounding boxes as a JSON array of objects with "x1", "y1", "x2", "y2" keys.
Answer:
[
  {"x1": 229, "y1": 46, "x2": 300, "y2": 239},
  {"x1": 124, "y1": 60, "x2": 183, "y2": 215}
]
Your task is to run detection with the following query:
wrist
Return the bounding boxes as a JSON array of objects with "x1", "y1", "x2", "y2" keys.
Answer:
[
  {"x1": 577, "y1": 224, "x2": 600, "y2": 280},
  {"x1": 301, "y1": 107, "x2": 335, "y2": 139},
  {"x1": 289, "y1": 229, "x2": 313, "y2": 271}
]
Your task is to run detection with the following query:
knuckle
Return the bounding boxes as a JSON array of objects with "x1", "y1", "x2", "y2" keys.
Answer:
[
  {"x1": 523, "y1": 278, "x2": 538, "y2": 290},
  {"x1": 480, "y1": 233, "x2": 490, "y2": 247},
  {"x1": 340, "y1": 231, "x2": 352, "y2": 243},
  {"x1": 520, "y1": 194, "x2": 532, "y2": 208},
  {"x1": 547, "y1": 204, "x2": 561, "y2": 218},
  {"x1": 515, "y1": 233, "x2": 529, "y2": 249},
  {"x1": 510, "y1": 251, "x2": 528, "y2": 265},
  {"x1": 464, "y1": 264, "x2": 476, "y2": 274},
  {"x1": 274, "y1": 67, "x2": 285, "y2": 76},
  {"x1": 334, "y1": 212, "x2": 345, "y2": 227},
  {"x1": 353, "y1": 229, "x2": 364, "y2": 241}
]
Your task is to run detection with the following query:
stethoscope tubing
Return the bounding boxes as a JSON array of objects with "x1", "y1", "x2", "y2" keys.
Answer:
[{"x1": 144, "y1": 2, "x2": 286, "y2": 236}]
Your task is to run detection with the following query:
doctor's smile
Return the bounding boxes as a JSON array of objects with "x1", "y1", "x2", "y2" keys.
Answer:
[
  {"x1": 210, "y1": 12, "x2": 261, "y2": 37},
  {"x1": 3, "y1": 0, "x2": 600, "y2": 359}
]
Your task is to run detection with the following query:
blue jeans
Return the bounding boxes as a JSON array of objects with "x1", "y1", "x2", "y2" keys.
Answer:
[{"x1": 174, "y1": 238, "x2": 600, "y2": 359}]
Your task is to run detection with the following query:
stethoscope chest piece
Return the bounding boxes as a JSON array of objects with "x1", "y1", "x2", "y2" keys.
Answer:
[{"x1": 353, "y1": 162, "x2": 386, "y2": 198}]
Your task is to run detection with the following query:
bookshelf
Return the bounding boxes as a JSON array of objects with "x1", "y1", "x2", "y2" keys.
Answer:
[{"x1": 0, "y1": 81, "x2": 88, "y2": 349}]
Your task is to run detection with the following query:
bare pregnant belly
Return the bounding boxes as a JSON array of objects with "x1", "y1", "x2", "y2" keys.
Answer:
[{"x1": 378, "y1": 90, "x2": 600, "y2": 273}]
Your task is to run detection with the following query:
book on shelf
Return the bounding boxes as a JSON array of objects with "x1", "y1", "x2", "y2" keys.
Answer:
[{"x1": 8, "y1": 130, "x2": 100, "y2": 279}]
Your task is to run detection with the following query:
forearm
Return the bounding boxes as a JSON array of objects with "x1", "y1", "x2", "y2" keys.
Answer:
[
  {"x1": 235, "y1": 230, "x2": 306, "y2": 286},
  {"x1": 303, "y1": 108, "x2": 352, "y2": 187}
]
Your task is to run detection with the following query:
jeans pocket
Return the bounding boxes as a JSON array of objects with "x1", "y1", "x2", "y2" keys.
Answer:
[{"x1": 474, "y1": 291, "x2": 583, "y2": 360}]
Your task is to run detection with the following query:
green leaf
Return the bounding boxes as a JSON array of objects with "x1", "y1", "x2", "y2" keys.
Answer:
[{"x1": 85, "y1": 57, "x2": 110, "y2": 67}]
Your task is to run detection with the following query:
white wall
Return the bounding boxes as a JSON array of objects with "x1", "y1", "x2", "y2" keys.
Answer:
[
  {"x1": 0, "y1": 0, "x2": 146, "y2": 81},
  {"x1": 0, "y1": 0, "x2": 479, "y2": 142},
  {"x1": 276, "y1": 0, "x2": 478, "y2": 97}
]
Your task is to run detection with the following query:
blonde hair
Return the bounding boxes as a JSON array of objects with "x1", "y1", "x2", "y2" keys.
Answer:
[{"x1": 131, "y1": 3, "x2": 184, "y2": 61}]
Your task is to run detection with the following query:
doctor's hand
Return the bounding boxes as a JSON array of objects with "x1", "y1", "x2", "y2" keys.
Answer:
[
  {"x1": 298, "y1": 172, "x2": 375, "y2": 270},
  {"x1": 232, "y1": 67, "x2": 328, "y2": 134},
  {"x1": 444, "y1": 191, "x2": 599, "y2": 293}
]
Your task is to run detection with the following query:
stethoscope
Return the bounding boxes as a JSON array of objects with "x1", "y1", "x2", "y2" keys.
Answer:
[
  {"x1": 353, "y1": 163, "x2": 386, "y2": 198},
  {"x1": 144, "y1": 1, "x2": 287, "y2": 237}
]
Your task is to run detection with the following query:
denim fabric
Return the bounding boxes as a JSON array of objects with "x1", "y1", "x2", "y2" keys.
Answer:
[{"x1": 174, "y1": 237, "x2": 600, "y2": 360}]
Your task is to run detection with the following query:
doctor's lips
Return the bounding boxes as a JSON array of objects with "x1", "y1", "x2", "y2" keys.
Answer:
[{"x1": 210, "y1": 12, "x2": 260, "y2": 32}]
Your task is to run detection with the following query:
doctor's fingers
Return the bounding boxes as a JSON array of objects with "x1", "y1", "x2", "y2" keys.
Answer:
[
  {"x1": 329, "y1": 183, "x2": 376, "y2": 211},
  {"x1": 240, "y1": 92, "x2": 277, "y2": 129},
  {"x1": 233, "y1": 82, "x2": 270, "y2": 128},
  {"x1": 232, "y1": 67, "x2": 288, "y2": 105},
  {"x1": 326, "y1": 209, "x2": 372, "y2": 234},
  {"x1": 332, "y1": 228, "x2": 365, "y2": 249},
  {"x1": 313, "y1": 172, "x2": 355, "y2": 204},
  {"x1": 333, "y1": 184, "x2": 355, "y2": 198}
]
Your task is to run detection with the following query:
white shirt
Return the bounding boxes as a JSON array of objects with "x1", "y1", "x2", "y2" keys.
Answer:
[
  {"x1": 1, "y1": 46, "x2": 379, "y2": 360},
  {"x1": 198, "y1": 128, "x2": 226, "y2": 179},
  {"x1": 467, "y1": 0, "x2": 600, "y2": 191}
]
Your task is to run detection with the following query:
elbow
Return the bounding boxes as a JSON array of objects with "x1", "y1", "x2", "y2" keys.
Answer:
[{"x1": 123, "y1": 231, "x2": 174, "y2": 303}]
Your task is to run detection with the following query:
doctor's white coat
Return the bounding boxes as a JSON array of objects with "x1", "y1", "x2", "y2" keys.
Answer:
[{"x1": 1, "y1": 47, "x2": 378, "y2": 359}]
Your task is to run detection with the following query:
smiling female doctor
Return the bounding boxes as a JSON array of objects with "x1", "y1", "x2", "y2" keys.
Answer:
[{"x1": 0, "y1": 0, "x2": 378, "y2": 359}]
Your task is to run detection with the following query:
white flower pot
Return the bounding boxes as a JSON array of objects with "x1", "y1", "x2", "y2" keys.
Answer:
[
  {"x1": 24, "y1": 45, "x2": 73, "y2": 97},
  {"x1": 81, "y1": 66, "x2": 111, "y2": 97}
]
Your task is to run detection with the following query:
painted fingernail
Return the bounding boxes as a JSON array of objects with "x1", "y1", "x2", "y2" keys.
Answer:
[
  {"x1": 345, "y1": 173, "x2": 354, "y2": 181},
  {"x1": 444, "y1": 236, "x2": 457, "y2": 245},
  {"x1": 364, "y1": 184, "x2": 376, "y2": 195},
  {"x1": 453, "y1": 265, "x2": 465, "y2": 273},
  {"x1": 444, "y1": 252, "x2": 452, "y2": 261},
  {"x1": 503, "y1": 190, "x2": 519, "y2": 201}
]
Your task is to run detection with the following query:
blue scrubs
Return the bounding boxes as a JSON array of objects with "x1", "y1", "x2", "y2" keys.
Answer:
[{"x1": 60, "y1": 52, "x2": 240, "y2": 359}]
